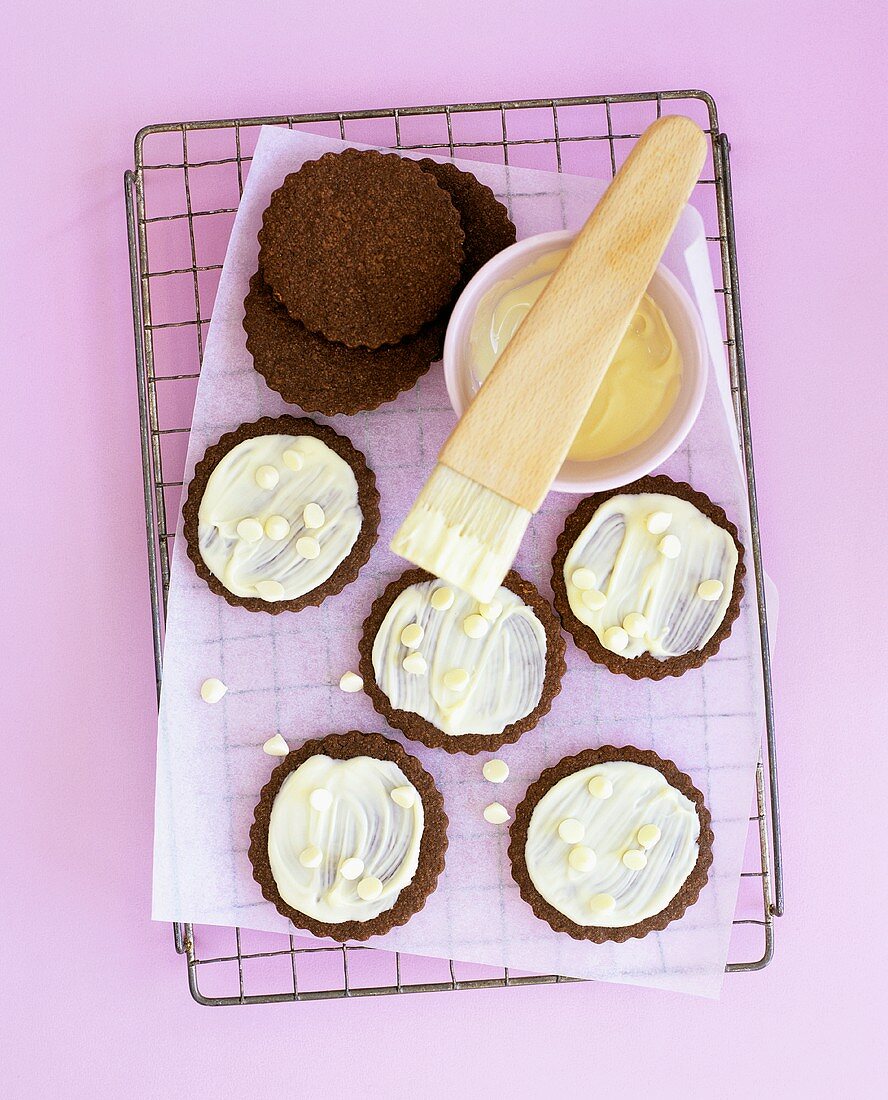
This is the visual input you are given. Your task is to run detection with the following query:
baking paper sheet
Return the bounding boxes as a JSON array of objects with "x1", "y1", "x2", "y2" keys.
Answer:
[{"x1": 153, "y1": 126, "x2": 770, "y2": 998}]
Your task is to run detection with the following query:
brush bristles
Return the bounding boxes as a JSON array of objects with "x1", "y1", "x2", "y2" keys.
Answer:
[{"x1": 390, "y1": 464, "x2": 532, "y2": 603}]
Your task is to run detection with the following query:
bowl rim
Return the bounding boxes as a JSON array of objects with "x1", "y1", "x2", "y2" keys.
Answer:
[{"x1": 442, "y1": 228, "x2": 709, "y2": 494}]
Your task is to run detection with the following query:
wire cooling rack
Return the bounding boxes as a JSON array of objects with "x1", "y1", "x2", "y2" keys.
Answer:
[{"x1": 125, "y1": 90, "x2": 783, "y2": 1005}]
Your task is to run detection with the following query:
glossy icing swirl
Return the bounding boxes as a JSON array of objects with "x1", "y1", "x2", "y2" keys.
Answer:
[
  {"x1": 564, "y1": 492, "x2": 737, "y2": 658},
  {"x1": 267, "y1": 754, "x2": 423, "y2": 923},
  {"x1": 371, "y1": 579, "x2": 547, "y2": 736},
  {"x1": 198, "y1": 434, "x2": 362, "y2": 601},
  {"x1": 525, "y1": 760, "x2": 700, "y2": 927}
]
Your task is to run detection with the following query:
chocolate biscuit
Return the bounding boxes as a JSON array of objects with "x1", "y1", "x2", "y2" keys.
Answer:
[
  {"x1": 257, "y1": 149, "x2": 464, "y2": 348},
  {"x1": 551, "y1": 475, "x2": 746, "y2": 680},
  {"x1": 358, "y1": 567, "x2": 566, "y2": 754},
  {"x1": 508, "y1": 744, "x2": 714, "y2": 943},
  {"x1": 249, "y1": 731, "x2": 448, "y2": 942},
  {"x1": 416, "y1": 158, "x2": 516, "y2": 292},
  {"x1": 183, "y1": 415, "x2": 379, "y2": 614},
  {"x1": 243, "y1": 272, "x2": 445, "y2": 415}
]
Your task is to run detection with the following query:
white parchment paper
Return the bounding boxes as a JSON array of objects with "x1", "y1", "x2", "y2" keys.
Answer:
[{"x1": 153, "y1": 126, "x2": 770, "y2": 998}]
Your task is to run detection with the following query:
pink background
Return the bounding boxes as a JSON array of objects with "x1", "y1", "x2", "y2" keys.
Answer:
[{"x1": 4, "y1": 1, "x2": 885, "y2": 1094}]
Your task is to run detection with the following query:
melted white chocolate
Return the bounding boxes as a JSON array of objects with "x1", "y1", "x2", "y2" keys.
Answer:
[
  {"x1": 267, "y1": 754, "x2": 424, "y2": 924},
  {"x1": 469, "y1": 248, "x2": 682, "y2": 462},
  {"x1": 525, "y1": 760, "x2": 701, "y2": 927},
  {"x1": 371, "y1": 579, "x2": 547, "y2": 736},
  {"x1": 564, "y1": 492, "x2": 737, "y2": 659},
  {"x1": 198, "y1": 434, "x2": 362, "y2": 601}
]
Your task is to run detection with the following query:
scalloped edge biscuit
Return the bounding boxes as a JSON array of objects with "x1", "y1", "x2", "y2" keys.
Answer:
[
  {"x1": 182, "y1": 415, "x2": 380, "y2": 614},
  {"x1": 508, "y1": 744, "x2": 714, "y2": 943},
  {"x1": 358, "y1": 567, "x2": 566, "y2": 754},
  {"x1": 257, "y1": 149, "x2": 464, "y2": 348},
  {"x1": 551, "y1": 474, "x2": 746, "y2": 680},
  {"x1": 248, "y1": 731, "x2": 448, "y2": 942}
]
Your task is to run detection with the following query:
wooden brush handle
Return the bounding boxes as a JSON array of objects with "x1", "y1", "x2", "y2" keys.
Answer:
[{"x1": 440, "y1": 114, "x2": 707, "y2": 513}]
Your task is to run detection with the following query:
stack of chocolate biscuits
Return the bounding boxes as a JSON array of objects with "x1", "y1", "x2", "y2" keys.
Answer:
[{"x1": 244, "y1": 148, "x2": 516, "y2": 415}]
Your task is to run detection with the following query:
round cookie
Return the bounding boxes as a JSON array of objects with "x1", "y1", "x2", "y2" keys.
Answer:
[
  {"x1": 416, "y1": 159, "x2": 516, "y2": 293},
  {"x1": 552, "y1": 474, "x2": 745, "y2": 680},
  {"x1": 508, "y1": 745, "x2": 714, "y2": 943},
  {"x1": 243, "y1": 272, "x2": 446, "y2": 415},
  {"x1": 257, "y1": 149, "x2": 465, "y2": 348},
  {"x1": 358, "y1": 568, "x2": 566, "y2": 754},
  {"x1": 183, "y1": 415, "x2": 379, "y2": 614},
  {"x1": 249, "y1": 731, "x2": 448, "y2": 942}
]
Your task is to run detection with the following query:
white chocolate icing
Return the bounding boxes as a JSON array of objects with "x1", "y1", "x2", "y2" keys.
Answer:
[
  {"x1": 267, "y1": 754, "x2": 424, "y2": 924},
  {"x1": 469, "y1": 250, "x2": 683, "y2": 463},
  {"x1": 564, "y1": 492, "x2": 737, "y2": 659},
  {"x1": 372, "y1": 579, "x2": 547, "y2": 736},
  {"x1": 525, "y1": 760, "x2": 701, "y2": 927},
  {"x1": 198, "y1": 434, "x2": 362, "y2": 602}
]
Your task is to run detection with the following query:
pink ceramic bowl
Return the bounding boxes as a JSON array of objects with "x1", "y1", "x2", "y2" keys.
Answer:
[{"x1": 442, "y1": 229, "x2": 708, "y2": 494}]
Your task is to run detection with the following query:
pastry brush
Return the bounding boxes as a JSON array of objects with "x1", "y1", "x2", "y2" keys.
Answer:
[{"x1": 391, "y1": 115, "x2": 707, "y2": 602}]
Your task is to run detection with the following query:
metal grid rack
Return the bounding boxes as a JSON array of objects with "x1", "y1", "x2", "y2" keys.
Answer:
[{"x1": 125, "y1": 90, "x2": 783, "y2": 1005}]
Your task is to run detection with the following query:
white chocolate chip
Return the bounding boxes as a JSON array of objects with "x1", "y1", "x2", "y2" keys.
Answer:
[
  {"x1": 622, "y1": 612, "x2": 649, "y2": 639},
  {"x1": 479, "y1": 601, "x2": 503, "y2": 622},
  {"x1": 571, "y1": 567, "x2": 598, "y2": 591},
  {"x1": 402, "y1": 652, "x2": 428, "y2": 675},
  {"x1": 646, "y1": 510, "x2": 673, "y2": 534},
  {"x1": 357, "y1": 875, "x2": 383, "y2": 901},
  {"x1": 637, "y1": 824, "x2": 662, "y2": 849},
  {"x1": 338, "y1": 671, "x2": 363, "y2": 693},
  {"x1": 299, "y1": 845, "x2": 322, "y2": 868},
  {"x1": 589, "y1": 893, "x2": 616, "y2": 915},
  {"x1": 658, "y1": 534, "x2": 681, "y2": 559},
  {"x1": 430, "y1": 586, "x2": 454, "y2": 611},
  {"x1": 568, "y1": 845, "x2": 597, "y2": 872},
  {"x1": 390, "y1": 786, "x2": 416, "y2": 809},
  {"x1": 262, "y1": 734, "x2": 289, "y2": 757},
  {"x1": 463, "y1": 614, "x2": 489, "y2": 639},
  {"x1": 255, "y1": 579, "x2": 285, "y2": 601},
  {"x1": 255, "y1": 464, "x2": 279, "y2": 490},
  {"x1": 296, "y1": 535, "x2": 320, "y2": 559},
  {"x1": 483, "y1": 802, "x2": 510, "y2": 824},
  {"x1": 482, "y1": 759, "x2": 509, "y2": 784},
  {"x1": 698, "y1": 579, "x2": 724, "y2": 601},
  {"x1": 443, "y1": 667, "x2": 470, "y2": 691},
  {"x1": 603, "y1": 626, "x2": 630, "y2": 652},
  {"x1": 587, "y1": 774, "x2": 613, "y2": 799},
  {"x1": 558, "y1": 818, "x2": 585, "y2": 844},
  {"x1": 581, "y1": 588, "x2": 607, "y2": 612},
  {"x1": 303, "y1": 502, "x2": 325, "y2": 529},
  {"x1": 200, "y1": 677, "x2": 227, "y2": 704},
  {"x1": 282, "y1": 449, "x2": 304, "y2": 471},
  {"x1": 340, "y1": 857, "x2": 364, "y2": 881},
  {"x1": 264, "y1": 514, "x2": 291, "y2": 541},
  {"x1": 236, "y1": 517, "x2": 263, "y2": 542},
  {"x1": 309, "y1": 788, "x2": 333, "y2": 812},
  {"x1": 400, "y1": 623, "x2": 424, "y2": 649},
  {"x1": 622, "y1": 849, "x2": 648, "y2": 871}
]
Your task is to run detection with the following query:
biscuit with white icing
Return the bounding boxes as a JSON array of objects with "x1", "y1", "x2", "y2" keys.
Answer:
[
  {"x1": 183, "y1": 415, "x2": 379, "y2": 614},
  {"x1": 359, "y1": 568, "x2": 566, "y2": 754},
  {"x1": 508, "y1": 745, "x2": 713, "y2": 942},
  {"x1": 552, "y1": 475, "x2": 745, "y2": 679},
  {"x1": 249, "y1": 731, "x2": 448, "y2": 941}
]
